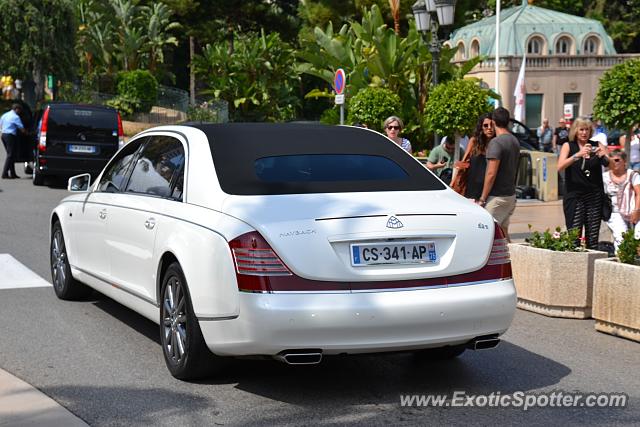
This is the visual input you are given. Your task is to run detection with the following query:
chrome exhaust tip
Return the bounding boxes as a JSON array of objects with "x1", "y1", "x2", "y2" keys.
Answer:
[
  {"x1": 274, "y1": 349, "x2": 323, "y2": 365},
  {"x1": 467, "y1": 335, "x2": 501, "y2": 350}
]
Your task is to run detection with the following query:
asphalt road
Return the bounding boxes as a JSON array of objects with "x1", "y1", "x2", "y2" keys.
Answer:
[{"x1": 0, "y1": 150, "x2": 638, "y2": 426}]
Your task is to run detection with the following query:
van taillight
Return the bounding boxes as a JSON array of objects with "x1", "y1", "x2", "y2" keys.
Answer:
[
  {"x1": 117, "y1": 112, "x2": 124, "y2": 148},
  {"x1": 38, "y1": 107, "x2": 50, "y2": 153}
]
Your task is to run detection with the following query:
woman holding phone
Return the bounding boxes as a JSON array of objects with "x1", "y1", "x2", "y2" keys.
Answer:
[{"x1": 557, "y1": 117, "x2": 609, "y2": 249}]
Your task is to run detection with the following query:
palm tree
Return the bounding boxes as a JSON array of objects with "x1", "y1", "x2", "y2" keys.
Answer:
[
  {"x1": 389, "y1": 0, "x2": 401, "y2": 35},
  {"x1": 140, "y1": 3, "x2": 181, "y2": 73}
]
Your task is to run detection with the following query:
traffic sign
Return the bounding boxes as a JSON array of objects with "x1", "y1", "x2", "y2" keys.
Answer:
[
  {"x1": 563, "y1": 104, "x2": 573, "y2": 120},
  {"x1": 334, "y1": 94, "x2": 345, "y2": 105},
  {"x1": 334, "y1": 69, "x2": 346, "y2": 95}
]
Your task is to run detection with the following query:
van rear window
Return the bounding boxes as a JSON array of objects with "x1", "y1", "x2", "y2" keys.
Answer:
[{"x1": 47, "y1": 108, "x2": 118, "y2": 142}]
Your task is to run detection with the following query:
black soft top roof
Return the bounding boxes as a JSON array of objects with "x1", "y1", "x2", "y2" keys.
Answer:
[{"x1": 188, "y1": 123, "x2": 444, "y2": 195}]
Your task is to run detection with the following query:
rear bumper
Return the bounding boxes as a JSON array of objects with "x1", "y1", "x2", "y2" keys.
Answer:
[
  {"x1": 35, "y1": 155, "x2": 110, "y2": 176},
  {"x1": 199, "y1": 279, "x2": 517, "y2": 356}
]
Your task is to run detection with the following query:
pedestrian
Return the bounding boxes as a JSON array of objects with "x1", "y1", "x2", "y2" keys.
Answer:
[
  {"x1": 1, "y1": 103, "x2": 28, "y2": 179},
  {"x1": 455, "y1": 113, "x2": 494, "y2": 201},
  {"x1": 552, "y1": 118, "x2": 570, "y2": 153},
  {"x1": 629, "y1": 127, "x2": 640, "y2": 172},
  {"x1": 383, "y1": 116, "x2": 412, "y2": 153},
  {"x1": 478, "y1": 107, "x2": 520, "y2": 241},
  {"x1": 537, "y1": 117, "x2": 553, "y2": 152},
  {"x1": 427, "y1": 135, "x2": 463, "y2": 184},
  {"x1": 557, "y1": 117, "x2": 610, "y2": 249},
  {"x1": 602, "y1": 149, "x2": 640, "y2": 251}
]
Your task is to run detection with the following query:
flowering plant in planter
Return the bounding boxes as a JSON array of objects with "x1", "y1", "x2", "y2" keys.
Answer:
[{"x1": 526, "y1": 225, "x2": 583, "y2": 252}]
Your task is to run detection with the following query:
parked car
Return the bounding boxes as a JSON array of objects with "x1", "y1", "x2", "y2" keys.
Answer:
[
  {"x1": 30, "y1": 103, "x2": 124, "y2": 185},
  {"x1": 509, "y1": 118, "x2": 539, "y2": 151},
  {"x1": 50, "y1": 123, "x2": 516, "y2": 379}
]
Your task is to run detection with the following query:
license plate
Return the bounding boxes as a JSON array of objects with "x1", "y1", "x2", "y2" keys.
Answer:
[
  {"x1": 68, "y1": 145, "x2": 96, "y2": 154},
  {"x1": 350, "y1": 240, "x2": 437, "y2": 266}
]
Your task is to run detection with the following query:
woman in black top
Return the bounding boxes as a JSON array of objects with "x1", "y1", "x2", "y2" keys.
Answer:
[
  {"x1": 462, "y1": 113, "x2": 494, "y2": 201},
  {"x1": 557, "y1": 117, "x2": 610, "y2": 248}
]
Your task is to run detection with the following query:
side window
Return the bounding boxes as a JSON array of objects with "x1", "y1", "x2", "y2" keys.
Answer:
[
  {"x1": 171, "y1": 166, "x2": 184, "y2": 201},
  {"x1": 125, "y1": 135, "x2": 185, "y2": 198},
  {"x1": 97, "y1": 139, "x2": 145, "y2": 193}
]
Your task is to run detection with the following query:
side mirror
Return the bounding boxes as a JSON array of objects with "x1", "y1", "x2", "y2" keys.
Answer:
[{"x1": 68, "y1": 173, "x2": 91, "y2": 192}]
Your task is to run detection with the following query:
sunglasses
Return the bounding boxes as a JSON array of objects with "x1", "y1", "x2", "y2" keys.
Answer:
[
  {"x1": 386, "y1": 125, "x2": 400, "y2": 130},
  {"x1": 482, "y1": 123, "x2": 493, "y2": 129},
  {"x1": 612, "y1": 158, "x2": 622, "y2": 163}
]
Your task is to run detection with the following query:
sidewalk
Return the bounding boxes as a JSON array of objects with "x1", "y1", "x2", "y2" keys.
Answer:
[
  {"x1": 509, "y1": 198, "x2": 612, "y2": 243},
  {"x1": 0, "y1": 369, "x2": 88, "y2": 426}
]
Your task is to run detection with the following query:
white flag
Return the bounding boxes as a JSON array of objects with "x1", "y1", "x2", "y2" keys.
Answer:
[{"x1": 513, "y1": 54, "x2": 526, "y2": 122}]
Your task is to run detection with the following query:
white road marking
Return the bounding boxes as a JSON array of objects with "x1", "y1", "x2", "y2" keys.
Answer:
[{"x1": 0, "y1": 254, "x2": 51, "y2": 289}]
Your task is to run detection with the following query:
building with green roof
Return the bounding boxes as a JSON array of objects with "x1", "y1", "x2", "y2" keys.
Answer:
[{"x1": 446, "y1": 0, "x2": 637, "y2": 130}]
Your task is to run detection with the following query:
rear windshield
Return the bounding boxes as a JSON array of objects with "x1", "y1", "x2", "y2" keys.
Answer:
[
  {"x1": 46, "y1": 107, "x2": 117, "y2": 141},
  {"x1": 196, "y1": 123, "x2": 445, "y2": 195}
]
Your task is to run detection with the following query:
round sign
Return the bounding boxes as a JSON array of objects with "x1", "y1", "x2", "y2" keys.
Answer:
[{"x1": 334, "y1": 69, "x2": 346, "y2": 95}]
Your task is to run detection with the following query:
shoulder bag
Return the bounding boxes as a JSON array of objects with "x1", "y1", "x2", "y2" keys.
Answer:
[{"x1": 450, "y1": 138, "x2": 475, "y2": 196}]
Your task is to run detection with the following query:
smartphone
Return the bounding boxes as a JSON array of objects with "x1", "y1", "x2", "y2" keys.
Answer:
[{"x1": 442, "y1": 156, "x2": 449, "y2": 162}]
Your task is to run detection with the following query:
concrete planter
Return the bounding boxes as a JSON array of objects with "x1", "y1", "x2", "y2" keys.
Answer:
[
  {"x1": 508, "y1": 243, "x2": 608, "y2": 319},
  {"x1": 593, "y1": 258, "x2": 640, "y2": 342}
]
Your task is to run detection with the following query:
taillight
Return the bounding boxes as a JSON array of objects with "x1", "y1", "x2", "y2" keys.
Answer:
[
  {"x1": 488, "y1": 223, "x2": 510, "y2": 265},
  {"x1": 38, "y1": 107, "x2": 50, "y2": 153},
  {"x1": 117, "y1": 112, "x2": 125, "y2": 149},
  {"x1": 229, "y1": 231, "x2": 291, "y2": 292}
]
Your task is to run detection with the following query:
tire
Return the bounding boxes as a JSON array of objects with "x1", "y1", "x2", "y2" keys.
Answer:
[
  {"x1": 160, "y1": 262, "x2": 220, "y2": 380},
  {"x1": 415, "y1": 344, "x2": 466, "y2": 360},
  {"x1": 33, "y1": 167, "x2": 44, "y2": 186},
  {"x1": 50, "y1": 222, "x2": 91, "y2": 300}
]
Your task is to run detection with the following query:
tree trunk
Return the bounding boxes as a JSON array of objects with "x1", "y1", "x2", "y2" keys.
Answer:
[
  {"x1": 32, "y1": 67, "x2": 44, "y2": 103},
  {"x1": 189, "y1": 36, "x2": 195, "y2": 105}
]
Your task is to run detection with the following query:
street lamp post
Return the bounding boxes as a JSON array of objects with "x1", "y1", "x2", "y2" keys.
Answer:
[{"x1": 412, "y1": 0, "x2": 456, "y2": 147}]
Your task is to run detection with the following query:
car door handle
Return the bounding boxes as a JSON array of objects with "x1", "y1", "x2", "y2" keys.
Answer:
[
  {"x1": 98, "y1": 209, "x2": 107, "y2": 220},
  {"x1": 144, "y1": 218, "x2": 156, "y2": 230}
]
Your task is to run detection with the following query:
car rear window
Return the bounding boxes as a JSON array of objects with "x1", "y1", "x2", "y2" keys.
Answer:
[
  {"x1": 194, "y1": 123, "x2": 446, "y2": 195},
  {"x1": 47, "y1": 107, "x2": 117, "y2": 142}
]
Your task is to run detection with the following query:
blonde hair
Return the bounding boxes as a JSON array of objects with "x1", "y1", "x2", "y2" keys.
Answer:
[
  {"x1": 569, "y1": 116, "x2": 593, "y2": 142},
  {"x1": 383, "y1": 115, "x2": 404, "y2": 130}
]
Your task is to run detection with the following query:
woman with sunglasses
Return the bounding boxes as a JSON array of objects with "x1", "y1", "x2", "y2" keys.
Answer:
[
  {"x1": 456, "y1": 113, "x2": 495, "y2": 200},
  {"x1": 383, "y1": 116, "x2": 412, "y2": 153},
  {"x1": 557, "y1": 117, "x2": 610, "y2": 249},
  {"x1": 602, "y1": 149, "x2": 640, "y2": 250}
]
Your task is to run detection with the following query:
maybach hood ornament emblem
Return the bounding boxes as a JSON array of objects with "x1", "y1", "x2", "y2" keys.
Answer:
[{"x1": 386, "y1": 216, "x2": 403, "y2": 229}]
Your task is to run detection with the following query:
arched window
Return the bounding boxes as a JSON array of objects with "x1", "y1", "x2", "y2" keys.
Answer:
[
  {"x1": 527, "y1": 36, "x2": 543, "y2": 55},
  {"x1": 455, "y1": 42, "x2": 465, "y2": 61},
  {"x1": 583, "y1": 36, "x2": 600, "y2": 54},
  {"x1": 555, "y1": 36, "x2": 572, "y2": 54},
  {"x1": 470, "y1": 40, "x2": 480, "y2": 57}
]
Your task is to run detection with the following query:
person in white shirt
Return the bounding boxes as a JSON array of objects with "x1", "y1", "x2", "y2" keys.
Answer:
[
  {"x1": 602, "y1": 149, "x2": 640, "y2": 249},
  {"x1": 629, "y1": 128, "x2": 640, "y2": 172}
]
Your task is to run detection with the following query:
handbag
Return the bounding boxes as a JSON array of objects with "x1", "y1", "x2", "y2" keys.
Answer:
[
  {"x1": 450, "y1": 139, "x2": 474, "y2": 195},
  {"x1": 602, "y1": 193, "x2": 612, "y2": 221}
]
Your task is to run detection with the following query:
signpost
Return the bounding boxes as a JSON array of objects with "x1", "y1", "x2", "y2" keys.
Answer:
[
  {"x1": 334, "y1": 69, "x2": 346, "y2": 125},
  {"x1": 563, "y1": 103, "x2": 573, "y2": 121}
]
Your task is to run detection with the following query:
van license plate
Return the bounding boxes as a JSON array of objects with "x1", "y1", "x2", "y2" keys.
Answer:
[
  {"x1": 68, "y1": 145, "x2": 96, "y2": 154},
  {"x1": 351, "y1": 241, "x2": 437, "y2": 266}
]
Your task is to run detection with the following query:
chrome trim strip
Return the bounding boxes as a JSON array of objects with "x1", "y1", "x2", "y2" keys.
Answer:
[
  {"x1": 197, "y1": 315, "x2": 239, "y2": 321},
  {"x1": 395, "y1": 213, "x2": 457, "y2": 217},
  {"x1": 73, "y1": 265, "x2": 159, "y2": 307},
  {"x1": 315, "y1": 214, "x2": 387, "y2": 221}
]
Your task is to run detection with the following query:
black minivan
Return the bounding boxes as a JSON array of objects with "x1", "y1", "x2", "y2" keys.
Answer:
[{"x1": 31, "y1": 103, "x2": 124, "y2": 185}]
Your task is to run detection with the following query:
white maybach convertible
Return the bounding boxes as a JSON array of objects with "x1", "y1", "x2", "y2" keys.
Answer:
[{"x1": 50, "y1": 123, "x2": 517, "y2": 379}]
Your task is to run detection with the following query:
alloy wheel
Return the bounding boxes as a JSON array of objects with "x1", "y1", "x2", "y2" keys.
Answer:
[
  {"x1": 162, "y1": 275, "x2": 188, "y2": 365},
  {"x1": 51, "y1": 229, "x2": 67, "y2": 292}
]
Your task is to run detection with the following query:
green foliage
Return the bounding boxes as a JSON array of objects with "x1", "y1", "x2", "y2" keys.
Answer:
[
  {"x1": 116, "y1": 70, "x2": 158, "y2": 113},
  {"x1": 0, "y1": 0, "x2": 77, "y2": 95},
  {"x1": 593, "y1": 58, "x2": 640, "y2": 131},
  {"x1": 526, "y1": 226, "x2": 583, "y2": 252},
  {"x1": 423, "y1": 78, "x2": 494, "y2": 137},
  {"x1": 193, "y1": 30, "x2": 300, "y2": 122},
  {"x1": 187, "y1": 103, "x2": 222, "y2": 123},
  {"x1": 320, "y1": 107, "x2": 340, "y2": 125},
  {"x1": 106, "y1": 95, "x2": 141, "y2": 119},
  {"x1": 616, "y1": 229, "x2": 640, "y2": 265},
  {"x1": 347, "y1": 87, "x2": 401, "y2": 131}
]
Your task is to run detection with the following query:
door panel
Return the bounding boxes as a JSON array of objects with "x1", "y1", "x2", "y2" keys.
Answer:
[{"x1": 71, "y1": 192, "x2": 112, "y2": 277}]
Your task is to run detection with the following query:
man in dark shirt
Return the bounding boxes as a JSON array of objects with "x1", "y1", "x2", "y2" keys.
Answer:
[
  {"x1": 478, "y1": 107, "x2": 520, "y2": 241},
  {"x1": 552, "y1": 118, "x2": 570, "y2": 152}
]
